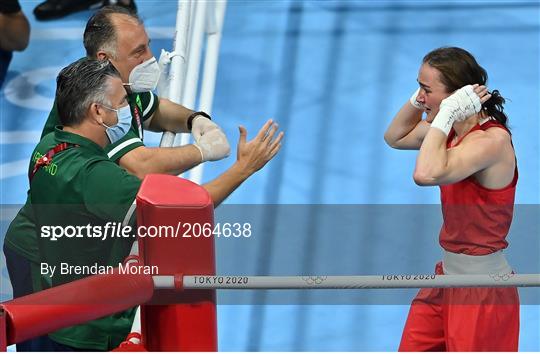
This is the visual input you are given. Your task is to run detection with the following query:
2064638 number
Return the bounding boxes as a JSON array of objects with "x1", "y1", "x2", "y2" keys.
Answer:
[{"x1": 181, "y1": 222, "x2": 252, "y2": 238}]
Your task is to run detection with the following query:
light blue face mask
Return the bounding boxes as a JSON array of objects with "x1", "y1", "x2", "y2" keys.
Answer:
[{"x1": 101, "y1": 104, "x2": 132, "y2": 144}]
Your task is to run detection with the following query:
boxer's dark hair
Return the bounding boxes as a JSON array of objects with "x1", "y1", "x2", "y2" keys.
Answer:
[{"x1": 424, "y1": 47, "x2": 508, "y2": 129}]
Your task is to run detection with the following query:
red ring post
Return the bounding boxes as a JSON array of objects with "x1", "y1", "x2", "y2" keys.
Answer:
[
  {"x1": 0, "y1": 308, "x2": 6, "y2": 352},
  {"x1": 137, "y1": 175, "x2": 217, "y2": 351}
]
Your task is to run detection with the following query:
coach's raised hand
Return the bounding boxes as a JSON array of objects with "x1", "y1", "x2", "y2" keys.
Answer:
[
  {"x1": 201, "y1": 119, "x2": 284, "y2": 207},
  {"x1": 236, "y1": 119, "x2": 283, "y2": 176}
]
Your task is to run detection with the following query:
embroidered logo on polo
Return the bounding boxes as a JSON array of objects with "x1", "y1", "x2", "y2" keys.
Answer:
[
  {"x1": 32, "y1": 151, "x2": 58, "y2": 177},
  {"x1": 30, "y1": 143, "x2": 79, "y2": 182}
]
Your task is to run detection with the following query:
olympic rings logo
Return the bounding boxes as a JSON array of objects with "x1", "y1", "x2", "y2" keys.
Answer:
[
  {"x1": 302, "y1": 276, "x2": 328, "y2": 285},
  {"x1": 489, "y1": 273, "x2": 514, "y2": 282}
]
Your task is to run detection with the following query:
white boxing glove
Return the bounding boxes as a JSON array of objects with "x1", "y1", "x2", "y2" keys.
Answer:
[
  {"x1": 191, "y1": 115, "x2": 221, "y2": 140},
  {"x1": 193, "y1": 128, "x2": 231, "y2": 162},
  {"x1": 409, "y1": 88, "x2": 424, "y2": 110},
  {"x1": 430, "y1": 85, "x2": 481, "y2": 135}
]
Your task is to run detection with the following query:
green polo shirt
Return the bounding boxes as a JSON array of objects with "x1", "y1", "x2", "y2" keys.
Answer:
[
  {"x1": 29, "y1": 127, "x2": 141, "y2": 350},
  {"x1": 4, "y1": 91, "x2": 158, "y2": 263}
]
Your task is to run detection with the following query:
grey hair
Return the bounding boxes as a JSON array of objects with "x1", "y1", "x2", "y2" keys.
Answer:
[
  {"x1": 56, "y1": 58, "x2": 121, "y2": 126},
  {"x1": 83, "y1": 5, "x2": 142, "y2": 60}
]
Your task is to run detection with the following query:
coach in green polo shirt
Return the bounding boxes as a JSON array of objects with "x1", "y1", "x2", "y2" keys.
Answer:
[{"x1": 29, "y1": 58, "x2": 142, "y2": 351}]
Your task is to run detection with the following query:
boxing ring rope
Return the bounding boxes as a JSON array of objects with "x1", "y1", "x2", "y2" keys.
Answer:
[
  {"x1": 158, "y1": 0, "x2": 192, "y2": 147},
  {"x1": 3, "y1": 176, "x2": 538, "y2": 352},
  {"x1": 153, "y1": 274, "x2": 540, "y2": 290},
  {"x1": 187, "y1": 0, "x2": 227, "y2": 184},
  {"x1": 2, "y1": 271, "x2": 538, "y2": 347},
  {"x1": 158, "y1": 0, "x2": 228, "y2": 185},
  {"x1": 172, "y1": 0, "x2": 207, "y2": 175}
]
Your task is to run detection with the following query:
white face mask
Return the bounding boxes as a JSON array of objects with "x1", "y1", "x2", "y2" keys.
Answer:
[{"x1": 126, "y1": 56, "x2": 161, "y2": 92}]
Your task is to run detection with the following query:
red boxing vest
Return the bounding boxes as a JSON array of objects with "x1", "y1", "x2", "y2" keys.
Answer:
[{"x1": 439, "y1": 120, "x2": 518, "y2": 256}]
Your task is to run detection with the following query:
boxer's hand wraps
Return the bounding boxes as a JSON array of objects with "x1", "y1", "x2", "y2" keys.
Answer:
[{"x1": 431, "y1": 85, "x2": 481, "y2": 135}]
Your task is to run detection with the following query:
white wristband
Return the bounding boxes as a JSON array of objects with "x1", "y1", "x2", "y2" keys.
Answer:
[{"x1": 409, "y1": 88, "x2": 424, "y2": 110}]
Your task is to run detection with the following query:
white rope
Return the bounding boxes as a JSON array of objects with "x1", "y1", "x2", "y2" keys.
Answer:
[
  {"x1": 173, "y1": 0, "x2": 208, "y2": 152},
  {"x1": 128, "y1": 306, "x2": 142, "y2": 342},
  {"x1": 152, "y1": 274, "x2": 540, "y2": 290},
  {"x1": 188, "y1": 0, "x2": 227, "y2": 185},
  {"x1": 159, "y1": 0, "x2": 192, "y2": 148}
]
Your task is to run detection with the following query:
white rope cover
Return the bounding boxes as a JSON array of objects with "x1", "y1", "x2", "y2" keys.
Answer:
[{"x1": 151, "y1": 274, "x2": 540, "y2": 290}]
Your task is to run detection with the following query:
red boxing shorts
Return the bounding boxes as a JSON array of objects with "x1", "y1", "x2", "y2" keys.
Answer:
[{"x1": 398, "y1": 262, "x2": 519, "y2": 351}]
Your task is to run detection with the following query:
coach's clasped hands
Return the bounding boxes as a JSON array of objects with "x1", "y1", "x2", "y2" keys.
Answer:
[{"x1": 192, "y1": 116, "x2": 231, "y2": 162}]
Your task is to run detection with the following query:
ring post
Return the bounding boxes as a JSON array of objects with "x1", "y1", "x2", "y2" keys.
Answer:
[
  {"x1": 137, "y1": 174, "x2": 217, "y2": 351},
  {"x1": 0, "y1": 308, "x2": 6, "y2": 351}
]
